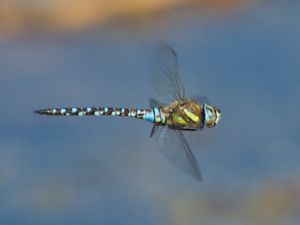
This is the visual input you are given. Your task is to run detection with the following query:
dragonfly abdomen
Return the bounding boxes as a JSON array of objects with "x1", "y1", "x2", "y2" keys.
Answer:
[{"x1": 34, "y1": 107, "x2": 165, "y2": 124}]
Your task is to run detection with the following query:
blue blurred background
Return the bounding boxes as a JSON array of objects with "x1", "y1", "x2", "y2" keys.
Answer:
[{"x1": 0, "y1": 0, "x2": 300, "y2": 224}]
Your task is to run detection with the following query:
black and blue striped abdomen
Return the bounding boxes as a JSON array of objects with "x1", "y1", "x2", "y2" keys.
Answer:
[{"x1": 34, "y1": 107, "x2": 165, "y2": 124}]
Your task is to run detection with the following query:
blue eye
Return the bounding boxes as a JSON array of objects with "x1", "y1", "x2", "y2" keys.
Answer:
[{"x1": 208, "y1": 109, "x2": 214, "y2": 117}]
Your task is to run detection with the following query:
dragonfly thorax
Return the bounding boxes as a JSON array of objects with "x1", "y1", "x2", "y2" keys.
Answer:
[{"x1": 161, "y1": 99, "x2": 204, "y2": 130}]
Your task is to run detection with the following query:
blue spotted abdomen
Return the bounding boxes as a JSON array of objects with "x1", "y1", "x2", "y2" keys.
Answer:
[{"x1": 34, "y1": 107, "x2": 165, "y2": 124}]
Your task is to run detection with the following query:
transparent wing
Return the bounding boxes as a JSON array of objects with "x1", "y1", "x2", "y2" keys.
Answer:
[
  {"x1": 149, "y1": 98, "x2": 165, "y2": 108},
  {"x1": 150, "y1": 43, "x2": 186, "y2": 102},
  {"x1": 150, "y1": 125, "x2": 159, "y2": 138},
  {"x1": 192, "y1": 96, "x2": 211, "y2": 105},
  {"x1": 155, "y1": 126, "x2": 202, "y2": 180}
]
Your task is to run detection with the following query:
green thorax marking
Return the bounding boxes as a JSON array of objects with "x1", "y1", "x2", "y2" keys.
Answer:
[{"x1": 161, "y1": 99, "x2": 204, "y2": 130}]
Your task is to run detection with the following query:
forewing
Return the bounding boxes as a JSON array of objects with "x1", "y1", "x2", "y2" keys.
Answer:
[
  {"x1": 192, "y1": 96, "x2": 211, "y2": 105},
  {"x1": 149, "y1": 98, "x2": 165, "y2": 108},
  {"x1": 155, "y1": 127, "x2": 202, "y2": 180},
  {"x1": 150, "y1": 44, "x2": 186, "y2": 102}
]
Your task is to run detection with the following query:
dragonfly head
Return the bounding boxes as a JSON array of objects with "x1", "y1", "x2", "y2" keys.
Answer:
[{"x1": 203, "y1": 103, "x2": 221, "y2": 128}]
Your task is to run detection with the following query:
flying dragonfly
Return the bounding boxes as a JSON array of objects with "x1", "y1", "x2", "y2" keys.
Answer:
[{"x1": 34, "y1": 44, "x2": 221, "y2": 180}]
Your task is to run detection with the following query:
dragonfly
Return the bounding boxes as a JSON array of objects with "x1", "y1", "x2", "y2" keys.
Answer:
[{"x1": 34, "y1": 44, "x2": 221, "y2": 181}]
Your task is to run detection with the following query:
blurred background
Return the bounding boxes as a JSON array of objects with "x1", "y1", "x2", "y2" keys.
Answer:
[{"x1": 1, "y1": 0, "x2": 300, "y2": 224}]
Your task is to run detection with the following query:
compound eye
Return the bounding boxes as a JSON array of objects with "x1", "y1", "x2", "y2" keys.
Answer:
[{"x1": 208, "y1": 108, "x2": 214, "y2": 116}]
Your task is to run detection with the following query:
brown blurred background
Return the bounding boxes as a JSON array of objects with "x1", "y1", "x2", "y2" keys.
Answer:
[{"x1": 0, "y1": 0, "x2": 250, "y2": 38}]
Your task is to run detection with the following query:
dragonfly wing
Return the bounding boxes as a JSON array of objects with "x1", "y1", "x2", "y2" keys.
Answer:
[
  {"x1": 192, "y1": 95, "x2": 211, "y2": 105},
  {"x1": 156, "y1": 127, "x2": 202, "y2": 180},
  {"x1": 149, "y1": 98, "x2": 165, "y2": 108},
  {"x1": 150, "y1": 125, "x2": 159, "y2": 138},
  {"x1": 151, "y1": 43, "x2": 186, "y2": 102}
]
